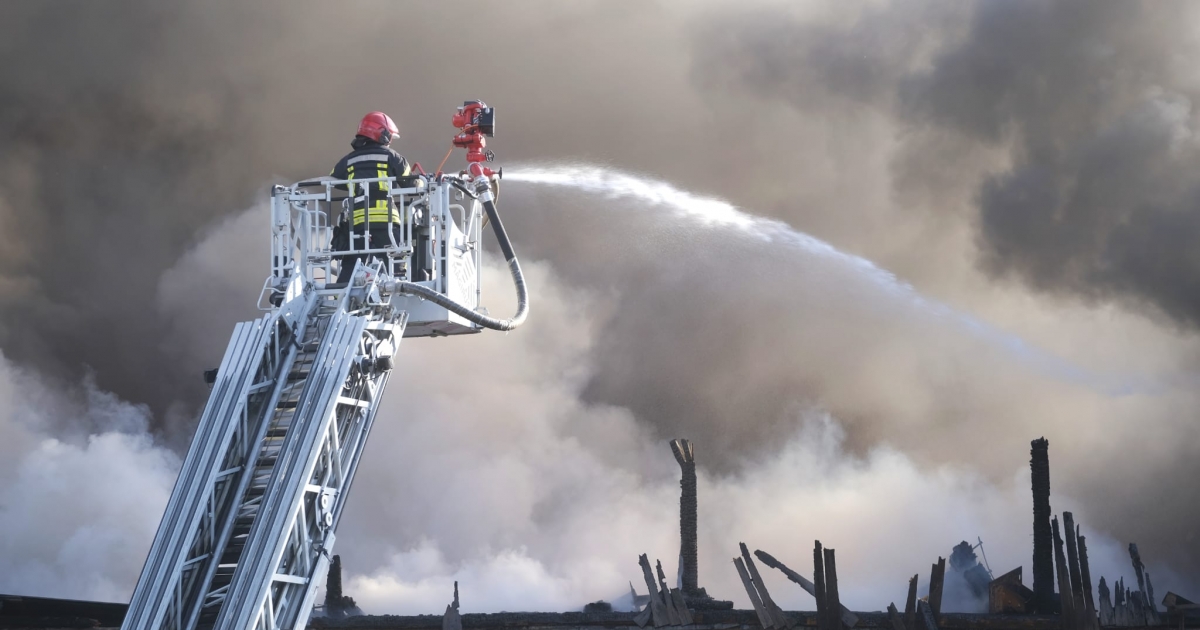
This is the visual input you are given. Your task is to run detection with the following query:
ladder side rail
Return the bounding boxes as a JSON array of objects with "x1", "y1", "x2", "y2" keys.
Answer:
[
  {"x1": 214, "y1": 313, "x2": 367, "y2": 630},
  {"x1": 254, "y1": 316, "x2": 370, "y2": 630},
  {"x1": 182, "y1": 301, "x2": 319, "y2": 630},
  {"x1": 123, "y1": 317, "x2": 275, "y2": 630},
  {"x1": 281, "y1": 322, "x2": 403, "y2": 630},
  {"x1": 287, "y1": 533, "x2": 335, "y2": 630},
  {"x1": 124, "y1": 319, "x2": 267, "y2": 630},
  {"x1": 329, "y1": 367, "x2": 391, "y2": 534},
  {"x1": 181, "y1": 317, "x2": 292, "y2": 602},
  {"x1": 122, "y1": 320, "x2": 252, "y2": 630},
  {"x1": 255, "y1": 317, "x2": 372, "y2": 630},
  {"x1": 329, "y1": 322, "x2": 403, "y2": 534},
  {"x1": 168, "y1": 317, "x2": 286, "y2": 630},
  {"x1": 171, "y1": 314, "x2": 300, "y2": 630}
]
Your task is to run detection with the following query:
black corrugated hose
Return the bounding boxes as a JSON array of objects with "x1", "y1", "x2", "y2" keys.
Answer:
[{"x1": 388, "y1": 177, "x2": 528, "y2": 331}]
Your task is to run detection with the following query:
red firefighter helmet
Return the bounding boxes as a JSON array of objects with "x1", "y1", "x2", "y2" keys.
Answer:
[{"x1": 357, "y1": 111, "x2": 399, "y2": 144}]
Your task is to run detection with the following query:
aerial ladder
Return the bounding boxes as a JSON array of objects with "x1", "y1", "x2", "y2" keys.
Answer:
[{"x1": 122, "y1": 102, "x2": 526, "y2": 630}]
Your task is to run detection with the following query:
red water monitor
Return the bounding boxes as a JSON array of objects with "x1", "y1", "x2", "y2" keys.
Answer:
[{"x1": 452, "y1": 100, "x2": 498, "y2": 177}]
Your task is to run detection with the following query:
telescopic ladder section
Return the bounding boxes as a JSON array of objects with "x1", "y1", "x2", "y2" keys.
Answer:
[
  {"x1": 123, "y1": 282, "x2": 404, "y2": 630},
  {"x1": 125, "y1": 164, "x2": 510, "y2": 630}
]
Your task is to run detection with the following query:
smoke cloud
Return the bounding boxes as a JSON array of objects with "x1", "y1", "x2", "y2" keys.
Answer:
[
  {"x1": 0, "y1": 0, "x2": 1197, "y2": 615},
  {"x1": 0, "y1": 353, "x2": 177, "y2": 601}
]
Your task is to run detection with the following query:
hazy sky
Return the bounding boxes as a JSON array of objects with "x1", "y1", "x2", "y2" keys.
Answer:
[{"x1": 0, "y1": 0, "x2": 1197, "y2": 614}]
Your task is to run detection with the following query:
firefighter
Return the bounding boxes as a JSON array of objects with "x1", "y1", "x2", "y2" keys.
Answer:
[{"x1": 330, "y1": 111, "x2": 412, "y2": 284}]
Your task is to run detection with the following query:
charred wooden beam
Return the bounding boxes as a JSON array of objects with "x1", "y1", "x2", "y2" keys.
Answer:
[
  {"x1": 1062, "y1": 513, "x2": 1087, "y2": 630},
  {"x1": 988, "y1": 567, "x2": 1033, "y2": 614},
  {"x1": 754, "y1": 550, "x2": 858, "y2": 627},
  {"x1": 735, "y1": 556, "x2": 773, "y2": 630},
  {"x1": 1129, "y1": 544, "x2": 1147, "y2": 603},
  {"x1": 634, "y1": 601, "x2": 653, "y2": 627},
  {"x1": 1030, "y1": 438, "x2": 1055, "y2": 615},
  {"x1": 442, "y1": 582, "x2": 462, "y2": 630},
  {"x1": 1128, "y1": 544, "x2": 1161, "y2": 626},
  {"x1": 928, "y1": 557, "x2": 946, "y2": 618},
  {"x1": 905, "y1": 574, "x2": 919, "y2": 630},
  {"x1": 917, "y1": 600, "x2": 939, "y2": 630},
  {"x1": 1114, "y1": 578, "x2": 1128, "y2": 627},
  {"x1": 639, "y1": 554, "x2": 669, "y2": 627},
  {"x1": 669, "y1": 589, "x2": 694, "y2": 627},
  {"x1": 1146, "y1": 572, "x2": 1158, "y2": 619},
  {"x1": 1097, "y1": 577, "x2": 1113, "y2": 627},
  {"x1": 656, "y1": 559, "x2": 685, "y2": 626},
  {"x1": 1076, "y1": 532, "x2": 1097, "y2": 630},
  {"x1": 1052, "y1": 516, "x2": 1075, "y2": 627},
  {"x1": 814, "y1": 542, "x2": 830, "y2": 630},
  {"x1": 740, "y1": 543, "x2": 789, "y2": 629},
  {"x1": 824, "y1": 548, "x2": 843, "y2": 630},
  {"x1": 671, "y1": 439, "x2": 699, "y2": 596},
  {"x1": 887, "y1": 603, "x2": 907, "y2": 630}
]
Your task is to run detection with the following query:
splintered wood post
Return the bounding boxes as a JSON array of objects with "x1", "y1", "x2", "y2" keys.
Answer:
[
  {"x1": 1129, "y1": 544, "x2": 1148, "y2": 600},
  {"x1": 814, "y1": 542, "x2": 829, "y2": 630},
  {"x1": 928, "y1": 558, "x2": 945, "y2": 618},
  {"x1": 917, "y1": 600, "x2": 939, "y2": 630},
  {"x1": 442, "y1": 581, "x2": 463, "y2": 630},
  {"x1": 756, "y1": 549, "x2": 818, "y2": 595},
  {"x1": 443, "y1": 580, "x2": 463, "y2": 630},
  {"x1": 1098, "y1": 577, "x2": 1113, "y2": 627},
  {"x1": 824, "y1": 548, "x2": 843, "y2": 630},
  {"x1": 736, "y1": 556, "x2": 773, "y2": 630},
  {"x1": 755, "y1": 550, "x2": 859, "y2": 628},
  {"x1": 639, "y1": 554, "x2": 668, "y2": 627},
  {"x1": 905, "y1": 574, "x2": 918, "y2": 630},
  {"x1": 656, "y1": 559, "x2": 684, "y2": 626},
  {"x1": 1077, "y1": 533, "x2": 1097, "y2": 630},
  {"x1": 1146, "y1": 572, "x2": 1159, "y2": 620},
  {"x1": 1030, "y1": 438, "x2": 1056, "y2": 615},
  {"x1": 1114, "y1": 578, "x2": 1126, "y2": 627},
  {"x1": 670, "y1": 588, "x2": 694, "y2": 626},
  {"x1": 1063, "y1": 513, "x2": 1087, "y2": 630},
  {"x1": 1053, "y1": 517, "x2": 1076, "y2": 629},
  {"x1": 742, "y1": 543, "x2": 790, "y2": 629},
  {"x1": 635, "y1": 604, "x2": 653, "y2": 628},
  {"x1": 1142, "y1": 571, "x2": 1161, "y2": 624},
  {"x1": 887, "y1": 603, "x2": 907, "y2": 630},
  {"x1": 1128, "y1": 543, "x2": 1160, "y2": 626}
]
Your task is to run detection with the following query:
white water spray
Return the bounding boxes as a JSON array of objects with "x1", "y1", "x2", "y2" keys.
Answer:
[{"x1": 506, "y1": 163, "x2": 1143, "y2": 395}]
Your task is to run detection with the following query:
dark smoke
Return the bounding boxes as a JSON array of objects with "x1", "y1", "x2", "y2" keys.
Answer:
[{"x1": 699, "y1": 0, "x2": 1200, "y2": 328}]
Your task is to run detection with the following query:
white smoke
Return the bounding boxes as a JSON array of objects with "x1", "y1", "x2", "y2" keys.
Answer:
[{"x1": 0, "y1": 354, "x2": 177, "y2": 602}]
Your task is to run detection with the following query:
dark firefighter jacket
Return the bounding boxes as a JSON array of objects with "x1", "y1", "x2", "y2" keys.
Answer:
[{"x1": 329, "y1": 137, "x2": 412, "y2": 228}]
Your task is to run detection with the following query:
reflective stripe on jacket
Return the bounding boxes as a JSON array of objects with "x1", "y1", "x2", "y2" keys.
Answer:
[{"x1": 329, "y1": 139, "x2": 411, "y2": 226}]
